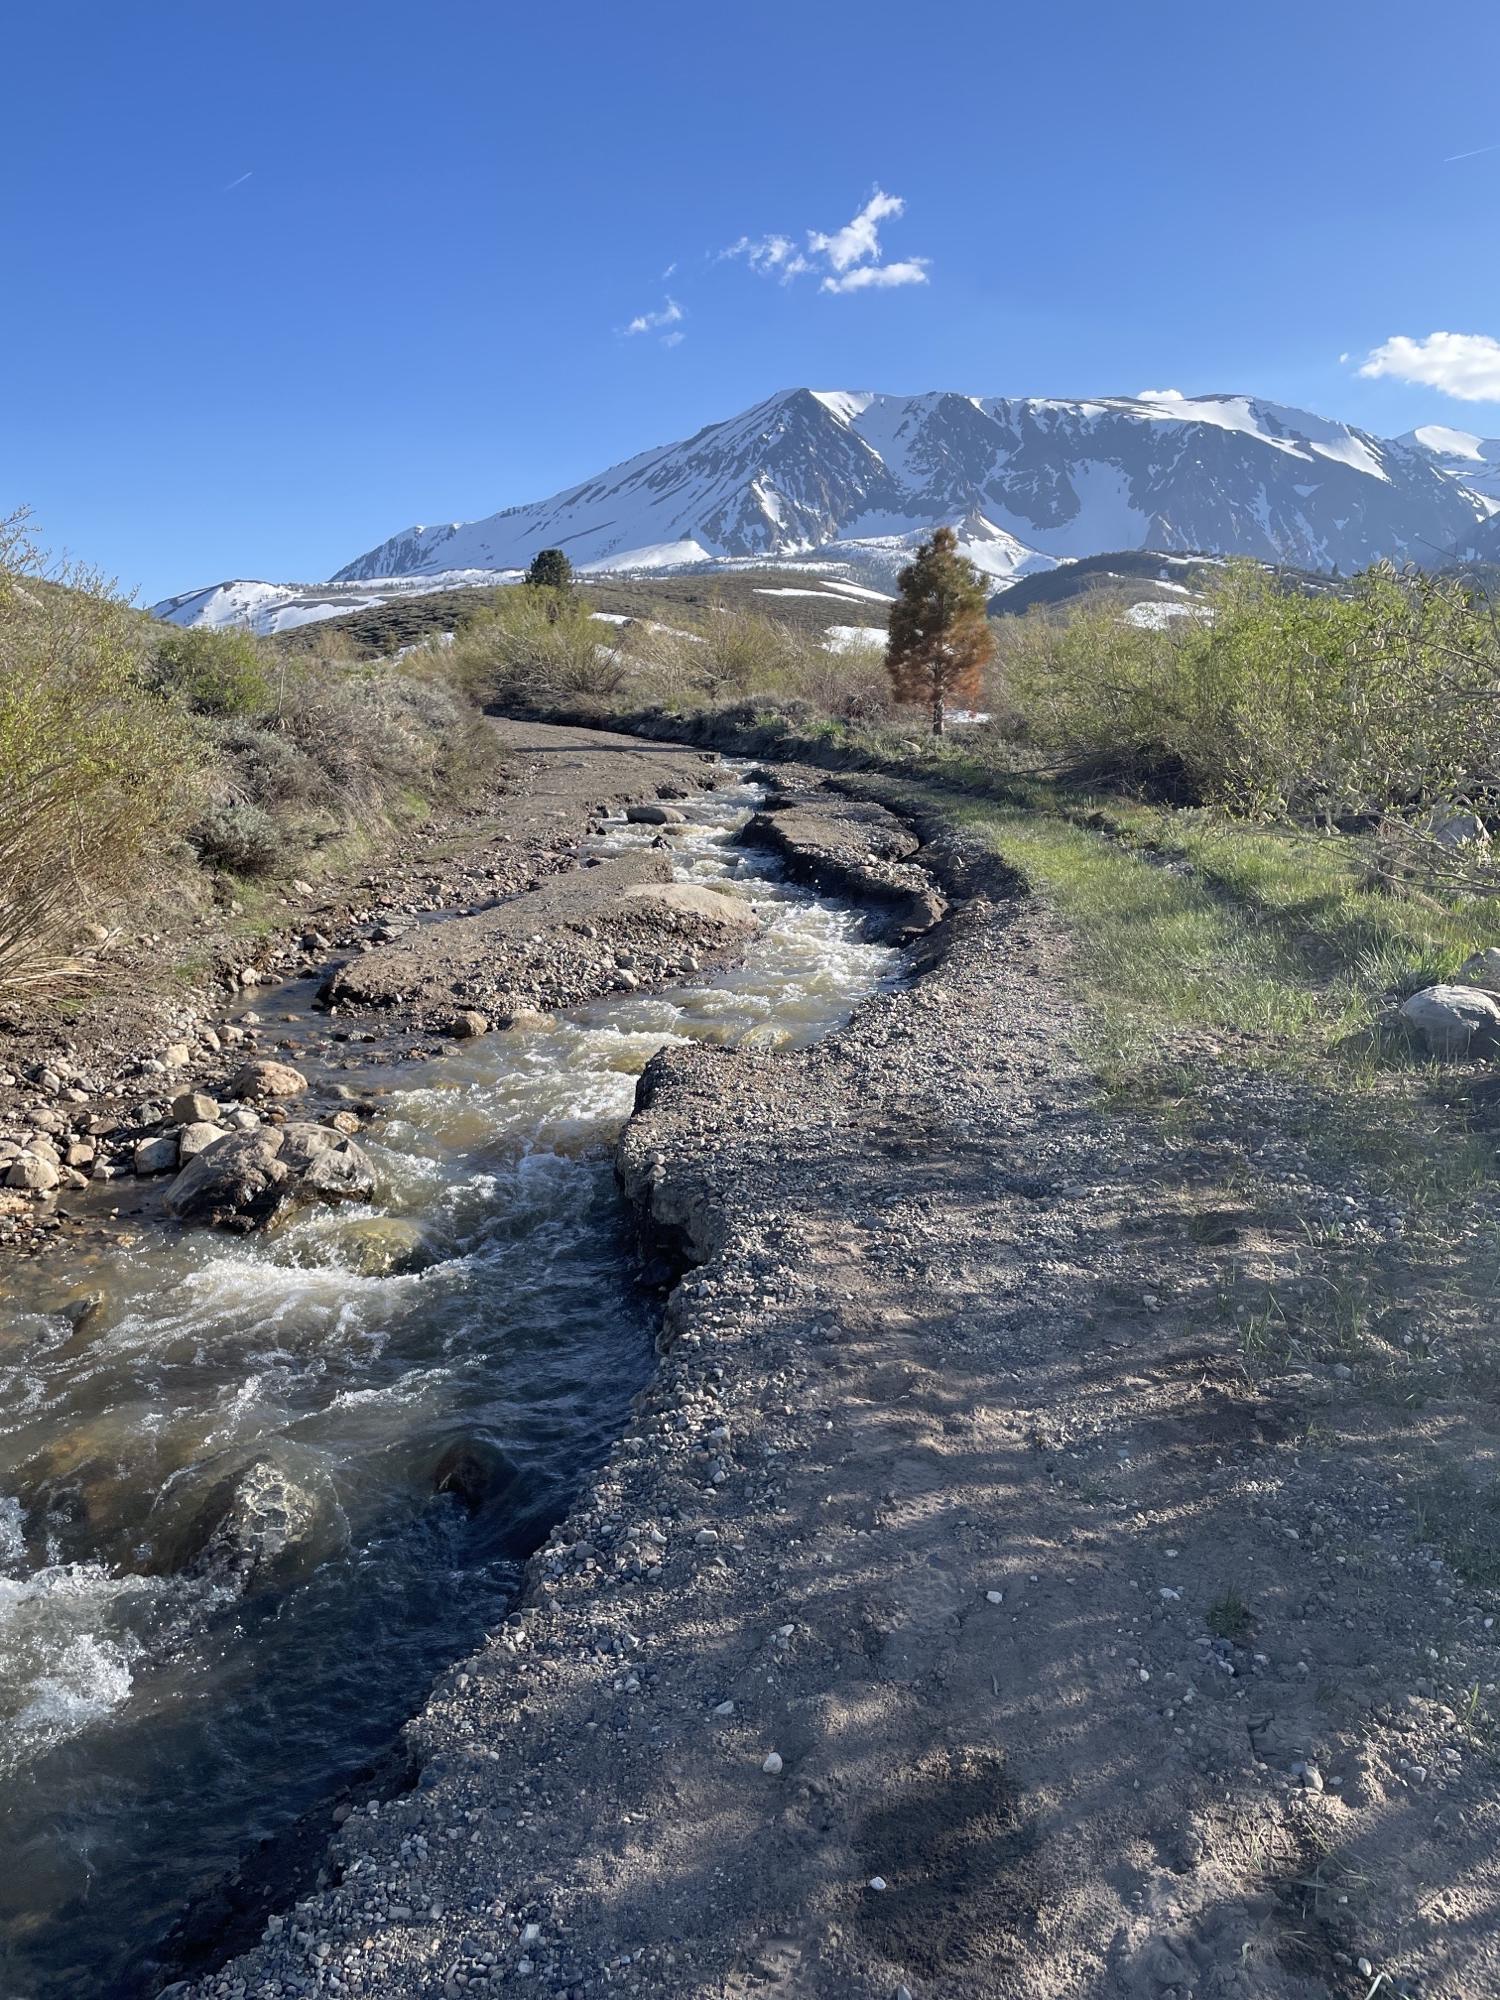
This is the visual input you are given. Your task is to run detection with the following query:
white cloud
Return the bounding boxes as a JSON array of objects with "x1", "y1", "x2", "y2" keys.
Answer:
[
  {"x1": 821, "y1": 258, "x2": 929, "y2": 294},
  {"x1": 1137, "y1": 387, "x2": 1184, "y2": 401},
  {"x1": 1355, "y1": 330, "x2": 1500, "y2": 402},
  {"x1": 623, "y1": 296, "x2": 684, "y2": 337},
  {"x1": 660, "y1": 329, "x2": 685, "y2": 348},
  {"x1": 808, "y1": 188, "x2": 904, "y2": 272},
  {"x1": 720, "y1": 234, "x2": 811, "y2": 281},
  {"x1": 720, "y1": 187, "x2": 930, "y2": 300}
]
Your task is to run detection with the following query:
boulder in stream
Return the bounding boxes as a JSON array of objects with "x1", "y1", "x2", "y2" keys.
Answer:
[
  {"x1": 177, "y1": 1119, "x2": 227, "y2": 1162},
  {"x1": 298, "y1": 1138, "x2": 379, "y2": 1205},
  {"x1": 165, "y1": 1124, "x2": 377, "y2": 1228},
  {"x1": 326, "y1": 1216, "x2": 433, "y2": 1276},
  {"x1": 150, "y1": 1445, "x2": 347, "y2": 1590},
  {"x1": 165, "y1": 1129, "x2": 291, "y2": 1229},
  {"x1": 622, "y1": 882, "x2": 757, "y2": 929},
  {"x1": 228, "y1": 1058, "x2": 309, "y2": 1100},
  {"x1": 276, "y1": 1121, "x2": 339, "y2": 1171}
]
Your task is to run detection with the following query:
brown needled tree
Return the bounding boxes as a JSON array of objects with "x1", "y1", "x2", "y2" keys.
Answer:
[{"x1": 885, "y1": 525, "x2": 996, "y2": 734}]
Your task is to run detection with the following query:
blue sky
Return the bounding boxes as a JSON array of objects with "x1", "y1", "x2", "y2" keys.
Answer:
[{"x1": 7, "y1": 0, "x2": 1500, "y2": 602}]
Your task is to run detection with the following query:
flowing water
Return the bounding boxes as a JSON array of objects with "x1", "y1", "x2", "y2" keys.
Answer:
[{"x1": 0, "y1": 778, "x2": 901, "y2": 1998}]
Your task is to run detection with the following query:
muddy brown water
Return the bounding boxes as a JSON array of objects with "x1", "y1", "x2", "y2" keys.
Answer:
[{"x1": 0, "y1": 779, "x2": 903, "y2": 1998}]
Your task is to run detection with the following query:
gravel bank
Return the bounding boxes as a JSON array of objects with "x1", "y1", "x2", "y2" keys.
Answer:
[
  {"x1": 170, "y1": 732, "x2": 1500, "y2": 2000},
  {"x1": 0, "y1": 725, "x2": 732, "y2": 1258}
]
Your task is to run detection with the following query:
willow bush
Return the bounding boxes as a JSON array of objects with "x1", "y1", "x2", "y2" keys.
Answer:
[{"x1": 1004, "y1": 562, "x2": 1500, "y2": 821}]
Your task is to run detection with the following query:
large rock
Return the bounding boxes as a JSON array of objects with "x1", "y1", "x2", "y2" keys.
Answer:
[
  {"x1": 1399, "y1": 983, "x2": 1500, "y2": 1058},
  {"x1": 150, "y1": 1447, "x2": 346, "y2": 1590},
  {"x1": 1426, "y1": 806, "x2": 1491, "y2": 851},
  {"x1": 298, "y1": 1138, "x2": 379, "y2": 1205},
  {"x1": 176, "y1": 1120, "x2": 227, "y2": 1162},
  {"x1": 625, "y1": 802, "x2": 687, "y2": 825},
  {"x1": 227, "y1": 1058, "x2": 308, "y2": 1100},
  {"x1": 276, "y1": 1121, "x2": 339, "y2": 1171},
  {"x1": 165, "y1": 1129, "x2": 290, "y2": 1229},
  {"x1": 622, "y1": 882, "x2": 757, "y2": 929},
  {"x1": 327, "y1": 1216, "x2": 433, "y2": 1276},
  {"x1": 170, "y1": 1089, "x2": 220, "y2": 1125},
  {"x1": 133, "y1": 1134, "x2": 179, "y2": 1176},
  {"x1": 6, "y1": 1151, "x2": 59, "y2": 1192}
]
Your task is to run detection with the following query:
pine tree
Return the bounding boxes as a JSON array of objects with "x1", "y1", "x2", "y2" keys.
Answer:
[
  {"x1": 885, "y1": 526, "x2": 995, "y2": 734},
  {"x1": 525, "y1": 548, "x2": 574, "y2": 592}
]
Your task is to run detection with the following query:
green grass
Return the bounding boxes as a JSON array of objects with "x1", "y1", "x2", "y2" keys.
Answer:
[
  {"x1": 1206, "y1": 1588, "x2": 1253, "y2": 1641},
  {"x1": 835, "y1": 766, "x2": 1500, "y2": 1254},
  {"x1": 856, "y1": 771, "x2": 1492, "y2": 1089}
]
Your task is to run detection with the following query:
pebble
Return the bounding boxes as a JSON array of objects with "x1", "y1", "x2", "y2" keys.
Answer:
[
  {"x1": 761, "y1": 1752, "x2": 783, "y2": 1775},
  {"x1": 985, "y1": 1589, "x2": 1004, "y2": 1604}
]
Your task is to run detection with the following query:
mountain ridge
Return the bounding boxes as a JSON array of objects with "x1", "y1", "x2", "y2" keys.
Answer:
[
  {"x1": 328, "y1": 386, "x2": 1492, "y2": 588},
  {"x1": 155, "y1": 387, "x2": 1500, "y2": 632}
]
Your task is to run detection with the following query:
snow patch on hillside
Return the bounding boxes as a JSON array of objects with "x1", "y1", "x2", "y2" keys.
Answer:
[
  {"x1": 824, "y1": 624, "x2": 887, "y2": 653},
  {"x1": 150, "y1": 569, "x2": 515, "y2": 637}
]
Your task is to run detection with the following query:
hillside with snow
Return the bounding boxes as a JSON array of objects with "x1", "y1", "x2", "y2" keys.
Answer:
[{"x1": 152, "y1": 570, "x2": 516, "y2": 638}]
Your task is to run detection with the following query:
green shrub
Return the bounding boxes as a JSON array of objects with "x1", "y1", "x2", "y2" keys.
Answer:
[
  {"x1": 151, "y1": 625, "x2": 274, "y2": 717},
  {"x1": 190, "y1": 802, "x2": 285, "y2": 876},
  {"x1": 0, "y1": 510, "x2": 197, "y2": 991},
  {"x1": 213, "y1": 721, "x2": 326, "y2": 809},
  {"x1": 445, "y1": 588, "x2": 626, "y2": 704},
  {"x1": 1005, "y1": 562, "x2": 1500, "y2": 821}
]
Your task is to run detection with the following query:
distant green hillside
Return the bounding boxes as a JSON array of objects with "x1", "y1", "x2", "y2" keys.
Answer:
[{"x1": 272, "y1": 568, "x2": 892, "y2": 659}]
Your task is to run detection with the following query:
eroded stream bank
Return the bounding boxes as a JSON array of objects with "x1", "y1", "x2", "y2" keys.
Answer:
[
  {"x1": 161, "y1": 723, "x2": 1500, "y2": 2000},
  {"x1": 0, "y1": 738, "x2": 913, "y2": 2000}
]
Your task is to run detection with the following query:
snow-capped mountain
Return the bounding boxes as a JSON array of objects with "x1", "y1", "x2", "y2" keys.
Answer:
[
  {"x1": 155, "y1": 388, "x2": 1500, "y2": 633},
  {"x1": 1399, "y1": 425, "x2": 1500, "y2": 508},
  {"x1": 332, "y1": 388, "x2": 1492, "y2": 586}
]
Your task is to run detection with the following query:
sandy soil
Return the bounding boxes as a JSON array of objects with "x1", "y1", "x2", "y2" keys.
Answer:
[{"x1": 163, "y1": 731, "x2": 1500, "y2": 2000}]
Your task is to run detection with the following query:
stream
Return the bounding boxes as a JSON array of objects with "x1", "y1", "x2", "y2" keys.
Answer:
[{"x1": 0, "y1": 776, "x2": 902, "y2": 1998}]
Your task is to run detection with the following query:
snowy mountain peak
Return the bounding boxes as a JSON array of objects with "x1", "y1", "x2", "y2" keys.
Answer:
[
  {"x1": 329, "y1": 385, "x2": 1488, "y2": 591},
  {"x1": 1399, "y1": 424, "x2": 1500, "y2": 507},
  {"x1": 157, "y1": 386, "x2": 1500, "y2": 633}
]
